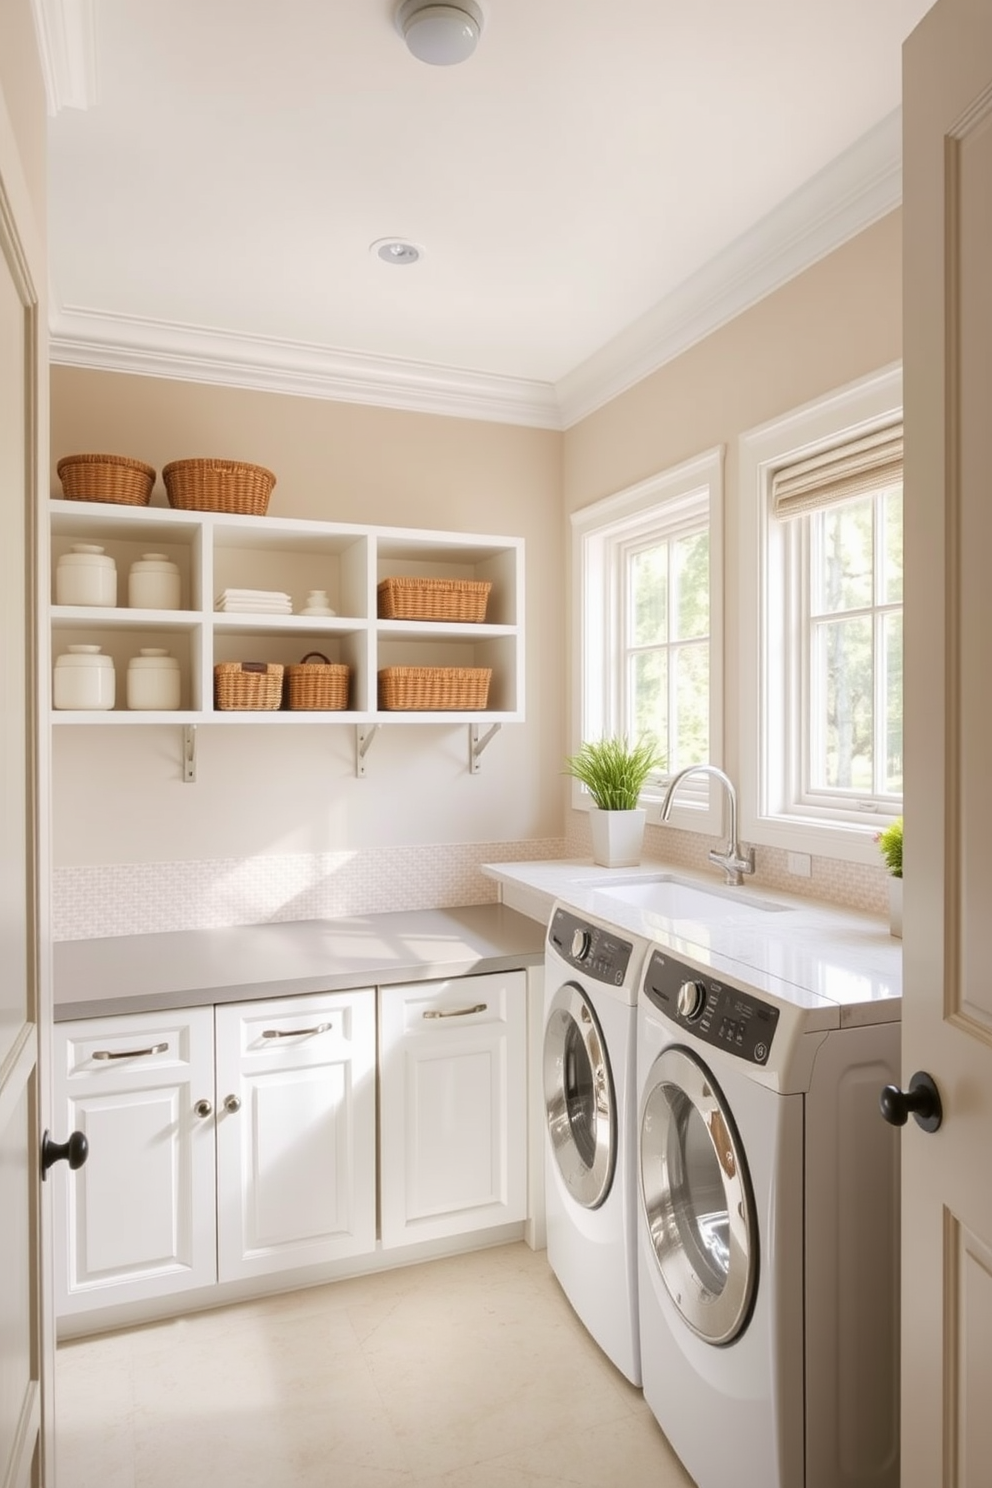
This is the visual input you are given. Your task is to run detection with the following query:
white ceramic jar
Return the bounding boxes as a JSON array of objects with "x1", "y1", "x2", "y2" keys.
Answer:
[
  {"x1": 53, "y1": 645, "x2": 116, "y2": 710},
  {"x1": 55, "y1": 545, "x2": 117, "y2": 607},
  {"x1": 301, "y1": 588, "x2": 336, "y2": 616},
  {"x1": 126, "y1": 649, "x2": 181, "y2": 711},
  {"x1": 128, "y1": 553, "x2": 181, "y2": 610}
]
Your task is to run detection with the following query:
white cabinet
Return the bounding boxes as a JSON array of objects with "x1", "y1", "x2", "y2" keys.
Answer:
[
  {"x1": 215, "y1": 991, "x2": 376, "y2": 1282},
  {"x1": 53, "y1": 988, "x2": 377, "y2": 1317},
  {"x1": 52, "y1": 1007, "x2": 217, "y2": 1316},
  {"x1": 49, "y1": 501, "x2": 524, "y2": 725},
  {"x1": 378, "y1": 972, "x2": 527, "y2": 1248}
]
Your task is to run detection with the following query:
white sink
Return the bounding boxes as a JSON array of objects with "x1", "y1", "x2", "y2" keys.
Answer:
[{"x1": 592, "y1": 875, "x2": 790, "y2": 919}]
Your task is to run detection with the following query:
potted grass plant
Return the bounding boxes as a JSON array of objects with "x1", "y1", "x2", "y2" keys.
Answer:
[
  {"x1": 876, "y1": 816, "x2": 903, "y2": 938},
  {"x1": 564, "y1": 734, "x2": 664, "y2": 868}
]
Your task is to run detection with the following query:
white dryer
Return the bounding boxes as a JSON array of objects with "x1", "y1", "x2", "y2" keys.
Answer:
[
  {"x1": 636, "y1": 943, "x2": 901, "y2": 1488},
  {"x1": 543, "y1": 902, "x2": 648, "y2": 1385}
]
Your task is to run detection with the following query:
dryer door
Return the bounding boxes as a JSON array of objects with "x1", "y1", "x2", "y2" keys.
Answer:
[
  {"x1": 640, "y1": 1045, "x2": 757, "y2": 1344},
  {"x1": 543, "y1": 982, "x2": 616, "y2": 1209}
]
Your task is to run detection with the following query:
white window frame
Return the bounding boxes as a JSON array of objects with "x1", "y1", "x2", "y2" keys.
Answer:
[
  {"x1": 570, "y1": 447, "x2": 724, "y2": 836},
  {"x1": 738, "y1": 363, "x2": 903, "y2": 864}
]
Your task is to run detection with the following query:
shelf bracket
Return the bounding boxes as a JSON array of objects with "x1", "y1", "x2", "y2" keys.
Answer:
[
  {"x1": 470, "y1": 722, "x2": 502, "y2": 774},
  {"x1": 183, "y1": 725, "x2": 197, "y2": 784},
  {"x1": 356, "y1": 724, "x2": 380, "y2": 778}
]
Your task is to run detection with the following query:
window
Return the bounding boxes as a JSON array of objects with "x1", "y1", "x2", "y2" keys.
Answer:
[
  {"x1": 739, "y1": 365, "x2": 903, "y2": 862},
  {"x1": 571, "y1": 448, "x2": 723, "y2": 832}
]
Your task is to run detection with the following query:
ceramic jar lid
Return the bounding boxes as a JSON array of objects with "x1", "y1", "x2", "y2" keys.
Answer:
[
  {"x1": 130, "y1": 552, "x2": 178, "y2": 573},
  {"x1": 127, "y1": 648, "x2": 179, "y2": 669},
  {"x1": 58, "y1": 544, "x2": 116, "y2": 568},
  {"x1": 56, "y1": 644, "x2": 114, "y2": 667}
]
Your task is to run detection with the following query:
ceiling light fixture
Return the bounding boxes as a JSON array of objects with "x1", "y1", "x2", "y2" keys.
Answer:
[
  {"x1": 395, "y1": 0, "x2": 484, "y2": 66},
  {"x1": 370, "y1": 238, "x2": 424, "y2": 266}
]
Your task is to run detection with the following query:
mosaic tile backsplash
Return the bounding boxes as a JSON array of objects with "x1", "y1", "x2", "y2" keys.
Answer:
[{"x1": 53, "y1": 838, "x2": 571, "y2": 940}]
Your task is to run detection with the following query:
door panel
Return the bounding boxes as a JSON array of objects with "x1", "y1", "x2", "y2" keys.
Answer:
[
  {"x1": 0, "y1": 91, "x2": 44, "y2": 1488},
  {"x1": 902, "y1": 3, "x2": 992, "y2": 1481}
]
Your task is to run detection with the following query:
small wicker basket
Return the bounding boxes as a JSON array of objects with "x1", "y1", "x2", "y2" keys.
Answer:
[
  {"x1": 285, "y1": 653, "x2": 350, "y2": 711},
  {"x1": 377, "y1": 577, "x2": 491, "y2": 623},
  {"x1": 164, "y1": 459, "x2": 276, "y2": 516},
  {"x1": 214, "y1": 661, "x2": 284, "y2": 711},
  {"x1": 378, "y1": 666, "x2": 492, "y2": 711},
  {"x1": 56, "y1": 453, "x2": 156, "y2": 507}
]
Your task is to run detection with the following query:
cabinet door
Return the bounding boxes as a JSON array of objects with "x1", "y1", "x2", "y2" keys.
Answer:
[
  {"x1": 379, "y1": 972, "x2": 527, "y2": 1248},
  {"x1": 214, "y1": 989, "x2": 376, "y2": 1281},
  {"x1": 52, "y1": 1008, "x2": 216, "y2": 1315}
]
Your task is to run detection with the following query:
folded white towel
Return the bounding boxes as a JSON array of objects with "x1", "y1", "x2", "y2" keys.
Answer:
[
  {"x1": 215, "y1": 600, "x2": 293, "y2": 614},
  {"x1": 215, "y1": 588, "x2": 292, "y2": 602}
]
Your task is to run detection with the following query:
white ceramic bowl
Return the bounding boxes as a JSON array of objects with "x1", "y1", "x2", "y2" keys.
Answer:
[
  {"x1": 128, "y1": 553, "x2": 181, "y2": 610},
  {"x1": 126, "y1": 648, "x2": 181, "y2": 710},
  {"x1": 53, "y1": 645, "x2": 116, "y2": 710},
  {"x1": 55, "y1": 544, "x2": 117, "y2": 607}
]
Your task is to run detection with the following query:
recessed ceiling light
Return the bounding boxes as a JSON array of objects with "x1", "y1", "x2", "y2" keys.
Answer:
[
  {"x1": 395, "y1": 1, "x2": 484, "y2": 67},
  {"x1": 370, "y1": 238, "x2": 424, "y2": 266}
]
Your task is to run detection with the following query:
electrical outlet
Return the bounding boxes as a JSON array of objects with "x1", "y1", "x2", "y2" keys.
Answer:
[{"x1": 787, "y1": 851, "x2": 812, "y2": 878}]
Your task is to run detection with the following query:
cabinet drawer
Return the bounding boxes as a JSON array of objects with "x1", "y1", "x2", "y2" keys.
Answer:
[
  {"x1": 387, "y1": 977, "x2": 519, "y2": 1036},
  {"x1": 60, "y1": 1009, "x2": 204, "y2": 1085}
]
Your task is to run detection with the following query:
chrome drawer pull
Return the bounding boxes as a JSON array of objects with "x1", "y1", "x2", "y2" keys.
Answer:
[
  {"x1": 423, "y1": 1003, "x2": 488, "y2": 1020},
  {"x1": 261, "y1": 1022, "x2": 331, "y2": 1039},
  {"x1": 92, "y1": 1042, "x2": 168, "y2": 1061}
]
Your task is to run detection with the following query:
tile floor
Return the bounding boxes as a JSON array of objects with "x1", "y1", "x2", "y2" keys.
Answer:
[{"x1": 55, "y1": 1241, "x2": 696, "y2": 1488}]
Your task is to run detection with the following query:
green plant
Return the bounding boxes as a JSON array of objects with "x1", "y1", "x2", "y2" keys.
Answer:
[
  {"x1": 563, "y1": 734, "x2": 664, "y2": 811},
  {"x1": 876, "y1": 816, "x2": 903, "y2": 878}
]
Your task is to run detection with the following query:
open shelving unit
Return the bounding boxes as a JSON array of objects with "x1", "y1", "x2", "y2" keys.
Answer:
[{"x1": 49, "y1": 501, "x2": 525, "y2": 735}]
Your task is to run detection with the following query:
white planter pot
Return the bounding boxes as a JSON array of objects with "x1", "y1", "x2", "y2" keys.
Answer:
[
  {"x1": 888, "y1": 878, "x2": 903, "y2": 939},
  {"x1": 588, "y1": 807, "x2": 646, "y2": 869}
]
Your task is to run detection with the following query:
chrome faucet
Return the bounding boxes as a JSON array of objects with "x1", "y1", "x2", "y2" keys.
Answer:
[{"x1": 660, "y1": 764, "x2": 755, "y2": 886}]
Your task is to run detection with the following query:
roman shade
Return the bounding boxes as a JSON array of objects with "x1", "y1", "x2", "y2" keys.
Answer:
[{"x1": 771, "y1": 424, "x2": 903, "y2": 520}]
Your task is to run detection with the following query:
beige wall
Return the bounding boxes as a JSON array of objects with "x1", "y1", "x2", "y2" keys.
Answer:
[
  {"x1": 49, "y1": 370, "x2": 564, "y2": 865},
  {"x1": 562, "y1": 209, "x2": 903, "y2": 903},
  {"x1": 0, "y1": 0, "x2": 46, "y2": 235}
]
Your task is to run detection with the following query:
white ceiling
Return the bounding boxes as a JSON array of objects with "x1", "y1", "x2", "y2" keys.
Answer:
[{"x1": 41, "y1": 0, "x2": 932, "y2": 427}]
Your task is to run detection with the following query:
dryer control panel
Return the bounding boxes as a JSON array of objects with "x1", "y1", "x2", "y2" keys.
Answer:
[
  {"x1": 548, "y1": 907, "x2": 633, "y2": 987},
  {"x1": 641, "y1": 948, "x2": 779, "y2": 1064}
]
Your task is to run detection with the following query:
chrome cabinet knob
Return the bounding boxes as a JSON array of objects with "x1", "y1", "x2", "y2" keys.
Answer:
[
  {"x1": 194, "y1": 1098, "x2": 213, "y2": 1118},
  {"x1": 224, "y1": 1094, "x2": 242, "y2": 1113}
]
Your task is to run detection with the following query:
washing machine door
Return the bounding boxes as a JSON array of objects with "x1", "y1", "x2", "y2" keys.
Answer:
[
  {"x1": 544, "y1": 982, "x2": 616, "y2": 1209},
  {"x1": 640, "y1": 1045, "x2": 757, "y2": 1345}
]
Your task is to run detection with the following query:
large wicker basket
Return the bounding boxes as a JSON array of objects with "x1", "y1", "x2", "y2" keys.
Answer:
[
  {"x1": 164, "y1": 459, "x2": 276, "y2": 516},
  {"x1": 378, "y1": 666, "x2": 492, "y2": 711},
  {"x1": 285, "y1": 653, "x2": 350, "y2": 711},
  {"x1": 214, "y1": 661, "x2": 283, "y2": 711},
  {"x1": 56, "y1": 453, "x2": 156, "y2": 507},
  {"x1": 377, "y1": 577, "x2": 491, "y2": 623}
]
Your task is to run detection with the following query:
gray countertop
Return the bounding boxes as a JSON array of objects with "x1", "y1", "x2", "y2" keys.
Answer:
[{"x1": 54, "y1": 904, "x2": 547, "y2": 1022}]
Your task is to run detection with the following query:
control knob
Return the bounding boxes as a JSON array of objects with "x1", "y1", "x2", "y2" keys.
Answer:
[
  {"x1": 571, "y1": 927, "x2": 592, "y2": 962},
  {"x1": 677, "y1": 979, "x2": 707, "y2": 1021}
]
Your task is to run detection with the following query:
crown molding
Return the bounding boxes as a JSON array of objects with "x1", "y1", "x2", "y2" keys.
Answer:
[
  {"x1": 49, "y1": 111, "x2": 902, "y2": 431},
  {"x1": 48, "y1": 307, "x2": 564, "y2": 429},
  {"x1": 31, "y1": 0, "x2": 98, "y2": 114},
  {"x1": 554, "y1": 108, "x2": 903, "y2": 429}
]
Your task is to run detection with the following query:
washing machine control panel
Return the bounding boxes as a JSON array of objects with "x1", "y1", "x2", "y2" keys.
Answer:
[
  {"x1": 548, "y1": 907, "x2": 633, "y2": 987},
  {"x1": 642, "y1": 949, "x2": 780, "y2": 1064}
]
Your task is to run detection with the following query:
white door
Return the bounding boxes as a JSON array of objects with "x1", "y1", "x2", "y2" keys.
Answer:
[
  {"x1": 214, "y1": 991, "x2": 377, "y2": 1281},
  {"x1": 53, "y1": 1010, "x2": 217, "y2": 1316},
  {"x1": 901, "y1": 2, "x2": 992, "y2": 1481},
  {"x1": 379, "y1": 973, "x2": 527, "y2": 1249},
  {"x1": 0, "y1": 98, "x2": 48, "y2": 1488}
]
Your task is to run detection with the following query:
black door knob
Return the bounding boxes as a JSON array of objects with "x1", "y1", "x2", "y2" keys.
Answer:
[
  {"x1": 879, "y1": 1071, "x2": 943, "y2": 1133},
  {"x1": 41, "y1": 1129, "x2": 89, "y2": 1179}
]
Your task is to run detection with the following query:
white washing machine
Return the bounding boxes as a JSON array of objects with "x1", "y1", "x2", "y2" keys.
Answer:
[
  {"x1": 636, "y1": 942, "x2": 901, "y2": 1488},
  {"x1": 543, "y1": 902, "x2": 649, "y2": 1385}
]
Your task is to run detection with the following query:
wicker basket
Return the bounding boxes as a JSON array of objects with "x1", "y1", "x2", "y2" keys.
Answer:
[
  {"x1": 56, "y1": 453, "x2": 156, "y2": 507},
  {"x1": 285, "y1": 653, "x2": 350, "y2": 711},
  {"x1": 377, "y1": 577, "x2": 491, "y2": 623},
  {"x1": 214, "y1": 661, "x2": 284, "y2": 711},
  {"x1": 378, "y1": 666, "x2": 492, "y2": 711},
  {"x1": 164, "y1": 459, "x2": 276, "y2": 516}
]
